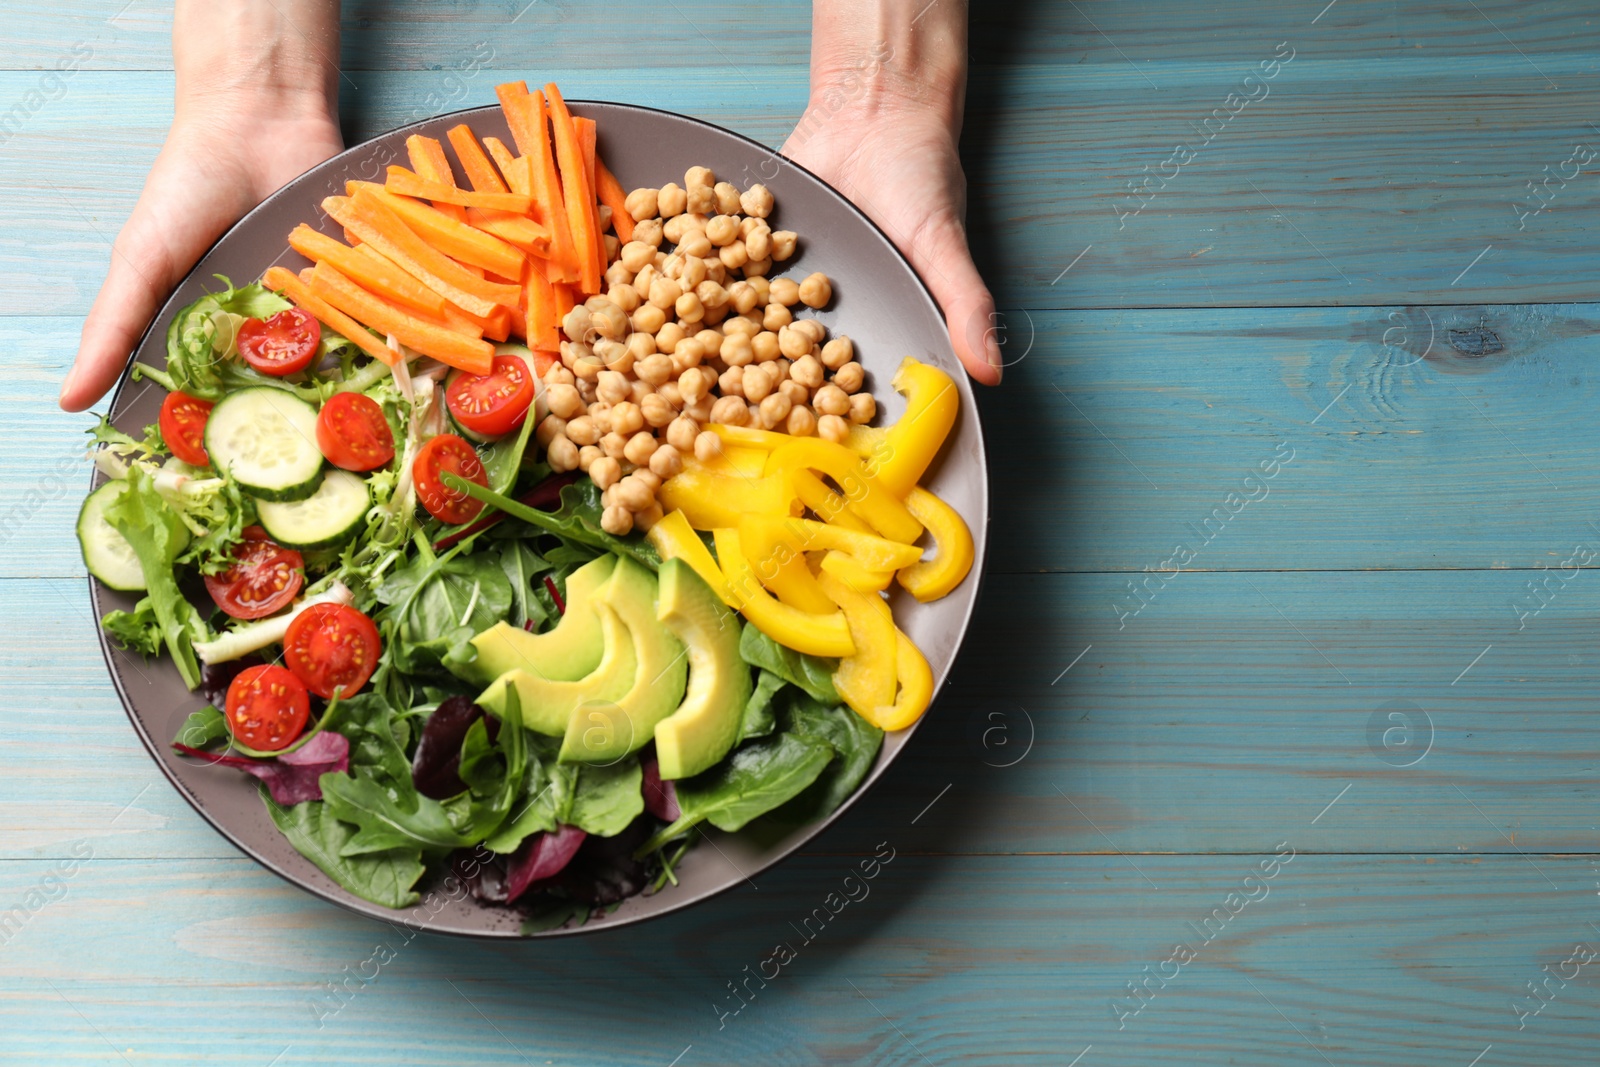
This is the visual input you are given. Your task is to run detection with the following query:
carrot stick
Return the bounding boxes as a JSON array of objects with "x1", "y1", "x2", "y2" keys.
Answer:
[
  {"x1": 336, "y1": 191, "x2": 522, "y2": 311},
  {"x1": 342, "y1": 227, "x2": 362, "y2": 247},
  {"x1": 406, "y1": 135, "x2": 468, "y2": 223},
  {"x1": 544, "y1": 85, "x2": 601, "y2": 295},
  {"x1": 385, "y1": 167, "x2": 535, "y2": 213},
  {"x1": 595, "y1": 154, "x2": 634, "y2": 243},
  {"x1": 482, "y1": 138, "x2": 525, "y2": 193},
  {"x1": 288, "y1": 224, "x2": 448, "y2": 317},
  {"x1": 553, "y1": 282, "x2": 577, "y2": 324},
  {"x1": 510, "y1": 91, "x2": 579, "y2": 285},
  {"x1": 310, "y1": 261, "x2": 493, "y2": 374},
  {"x1": 262, "y1": 266, "x2": 395, "y2": 366},
  {"x1": 464, "y1": 207, "x2": 550, "y2": 256},
  {"x1": 448, "y1": 125, "x2": 510, "y2": 194},
  {"x1": 344, "y1": 181, "x2": 526, "y2": 278},
  {"x1": 325, "y1": 194, "x2": 498, "y2": 316},
  {"x1": 574, "y1": 116, "x2": 607, "y2": 284},
  {"x1": 525, "y1": 258, "x2": 560, "y2": 352}
]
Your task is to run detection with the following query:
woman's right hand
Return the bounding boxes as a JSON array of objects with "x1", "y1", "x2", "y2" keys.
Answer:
[{"x1": 59, "y1": 0, "x2": 343, "y2": 412}]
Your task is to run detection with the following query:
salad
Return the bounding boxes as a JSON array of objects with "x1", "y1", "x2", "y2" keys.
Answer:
[{"x1": 80, "y1": 82, "x2": 974, "y2": 930}]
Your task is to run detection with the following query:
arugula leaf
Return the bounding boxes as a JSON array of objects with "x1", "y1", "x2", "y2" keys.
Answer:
[
  {"x1": 738, "y1": 669, "x2": 786, "y2": 743},
  {"x1": 738, "y1": 624, "x2": 840, "y2": 704},
  {"x1": 770, "y1": 694, "x2": 884, "y2": 824},
  {"x1": 448, "y1": 477, "x2": 661, "y2": 571},
  {"x1": 567, "y1": 758, "x2": 644, "y2": 837},
  {"x1": 484, "y1": 736, "x2": 576, "y2": 853},
  {"x1": 104, "y1": 466, "x2": 210, "y2": 689},
  {"x1": 264, "y1": 790, "x2": 425, "y2": 909},
  {"x1": 639, "y1": 733, "x2": 835, "y2": 853},
  {"x1": 172, "y1": 705, "x2": 228, "y2": 749}
]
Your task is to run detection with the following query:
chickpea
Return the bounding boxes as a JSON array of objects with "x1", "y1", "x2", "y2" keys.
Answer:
[
  {"x1": 632, "y1": 303, "x2": 667, "y2": 335},
  {"x1": 762, "y1": 303, "x2": 793, "y2": 332},
  {"x1": 704, "y1": 257, "x2": 729, "y2": 287},
  {"x1": 543, "y1": 383, "x2": 581, "y2": 421},
  {"x1": 603, "y1": 234, "x2": 620, "y2": 263},
  {"x1": 608, "y1": 283, "x2": 641, "y2": 314},
  {"x1": 777, "y1": 324, "x2": 812, "y2": 360},
  {"x1": 722, "y1": 315, "x2": 758, "y2": 339},
  {"x1": 605, "y1": 261, "x2": 633, "y2": 290},
  {"x1": 693, "y1": 327, "x2": 723, "y2": 353},
  {"x1": 535, "y1": 414, "x2": 567, "y2": 446},
  {"x1": 595, "y1": 339, "x2": 633, "y2": 375},
  {"x1": 713, "y1": 240, "x2": 744, "y2": 271},
  {"x1": 713, "y1": 182, "x2": 742, "y2": 216},
  {"x1": 648, "y1": 443, "x2": 683, "y2": 480},
  {"x1": 622, "y1": 431, "x2": 658, "y2": 466},
  {"x1": 679, "y1": 228, "x2": 713, "y2": 258},
  {"x1": 706, "y1": 215, "x2": 739, "y2": 246},
  {"x1": 742, "y1": 365, "x2": 774, "y2": 403},
  {"x1": 655, "y1": 322, "x2": 687, "y2": 355},
  {"x1": 726, "y1": 280, "x2": 760, "y2": 315},
  {"x1": 687, "y1": 184, "x2": 715, "y2": 216},
  {"x1": 787, "y1": 353, "x2": 824, "y2": 390},
  {"x1": 642, "y1": 393, "x2": 679, "y2": 428},
  {"x1": 620, "y1": 241, "x2": 655, "y2": 273},
  {"x1": 692, "y1": 282, "x2": 727, "y2": 314},
  {"x1": 547, "y1": 433, "x2": 579, "y2": 472},
  {"x1": 562, "y1": 305, "x2": 592, "y2": 342},
  {"x1": 632, "y1": 262, "x2": 658, "y2": 296},
  {"x1": 671, "y1": 366, "x2": 706, "y2": 403},
  {"x1": 779, "y1": 378, "x2": 809, "y2": 406},
  {"x1": 611, "y1": 401, "x2": 645, "y2": 435},
  {"x1": 752, "y1": 330, "x2": 781, "y2": 363},
  {"x1": 590, "y1": 455, "x2": 622, "y2": 490},
  {"x1": 666, "y1": 416, "x2": 699, "y2": 451},
  {"x1": 833, "y1": 361, "x2": 865, "y2": 394},
  {"x1": 813, "y1": 383, "x2": 850, "y2": 417},
  {"x1": 600, "y1": 431, "x2": 629, "y2": 461},
  {"x1": 674, "y1": 292, "x2": 703, "y2": 324},
  {"x1": 619, "y1": 472, "x2": 658, "y2": 510},
  {"x1": 658, "y1": 381, "x2": 684, "y2": 408},
  {"x1": 718, "y1": 365, "x2": 745, "y2": 397},
  {"x1": 662, "y1": 214, "x2": 697, "y2": 244},
  {"x1": 623, "y1": 187, "x2": 659, "y2": 221},
  {"x1": 636, "y1": 352, "x2": 674, "y2": 387},
  {"x1": 575, "y1": 376, "x2": 597, "y2": 404},
  {"x1": 675, "y1": 337, "x2": 707, "y2": 370},
  {"x1": 586, "y1": 403, "x2": 612, "y2": 435},
  {"x1": 685, "y1": 165, "x2": 714, "y2": 191},
  {"x1": 694, "y1": 429, "x2": 723, "y2": 462},
  {"x1": 601, "y1": 504, "x2": 634, "y2": 536},
  {"x1": 848, "y1": 393, "x2": 876, "y2": 424},
  {"x1": 710, "y1": 394, "x2": 750, "y2": 426},
  {"x1": 740, "y1": 184, "x2": 774, "y2": 219},
  {"x1": 634, "y1": 217, "x2": 664, "y2": 248},
  {"x1": 820, "y1": 335, "x2": 854, "y2": 371},
  {"x1": 578, "y1": 444, "x2": 603, "y2": 472},
  {"x1": 543, "y1": 363, "x2": 575, "y2": 387},
  {"x1": 630, "y1": 379, "x2": 652, "y2": 405},
  {"x1": 746, "y1": 276, "x2": 771, "y2": 303},
  {"x1": 658, "y1": 183, "x2": 687, "y2": 218},
  {"x1": 623, "y1": 332, "x2": 658, "y2": 367},
  {"x1": 745, "y1": 227, "x2": 772, "y2": 262},
  {"x1": 743, "y1": 256, "x2": 772, "y2": 278},
  {"x1": 770, "y1": 230, "x2": 799, "y2": 261},
  {"x1": 792, "y1": 319, "x2": 826, "y2": 346},
  {"x1": 786, "y1": 404, "x2": 817, "y2": 437},
  {"x1": 720, "y1": 332, "x2": 755, "y2": 367},
  {"x1": 594, "y1": 370, "x2": 628, "y2": 405},
  {"x1": 684, "y1": 394, "x2": 715, "y2": 423},
  {"x1": 678, "y1": 255, "x2": 708, "y2": 290},
  {"x1": 648, "y1": 277, "x2": 683, "y2": 311},
  {"x1": 759, "y1": 392, "x2": 792, "y2": 428},
  {"x1": 817, "y1": 413, "x2": 849, "y2": 443},
  {"x1": 797, "y1": 272, "x2": 832, "y2": 309},
  {"x1": 769, "y1": 278, "x2": 800, "y2": 307},
  {"x1": 565, "y1": 343, "x2": 603, "y2": 380}
]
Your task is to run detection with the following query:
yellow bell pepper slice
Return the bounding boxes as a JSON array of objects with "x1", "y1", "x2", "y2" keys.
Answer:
[
  {"x1": 764, "y1": 438, "x2": 923, "y2": 545},
  {"x1": 897, "y1": 486, "x2": 975, "y2": 602},
  {"x1": 864, "y1": 628, "x2": 934, "y2": 731},
  {"x1": 739, "y1": 514, "x2": 923, "y2": 572},
  {"x1": 817, "y1": 572, "x2": 897, "y2": 714},
  {"x1": 738, "y1": 515, "x2": 835, "y2": 614},
  {"x1": 659, "y1": 465, "x2": 794, "y2": 531},
  {"x1": 819, "y1": 550, "x2": 893, "y2": 593},
  {"x1": 791, "y1": 468, "x2": 875, "y2": 534},
  {"x1": 712, "y1": 527, "x2": 855, "y2": 658},
  {"x1": 647, "y1": 509, "x2": 736, "y2": 607},
  {"x1": 706, "y1": 423, "x2": 792, "y2": 452},
  {"x1": 868, "y1": 357, "x2": 960, "y2": 498}
]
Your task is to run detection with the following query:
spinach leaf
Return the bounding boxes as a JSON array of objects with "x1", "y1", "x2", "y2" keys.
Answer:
[
  {"x1": 264, "y1": 790, "x2": 425, "y2": 909},
  {"x1": 770, "y1": 694, "x2": 884, "y2": 824},
  {"x1": 738, "y1": 624, "x2": 839, "y2": 704},
  {"x1": 480, "y1": 405, "x2": 539, "y2": 495},
  {"x1": 520, "y1": 898, "x2": 591, "y2": 935},
  {"x1": 172, "y1": 705, "x2": 228, "y2": 749},
  {"x1": 376, "y1": 540, "x2": 513, "y2": 673},
  {"x1": 640, "y1": 733, "x2": 835, "y2": 853},
  {"x1": 567, "y1": 758, "x2": 644, "y2": 837},
  {"x1": 738, "y1": 669, "x2": 786, "y2": 743},
  {"x1": 104, "y1": 466, "x2": 210, "y2": 690},
  {"x1": 498, "y1": 540, "x2": 555, "y2": 632}
]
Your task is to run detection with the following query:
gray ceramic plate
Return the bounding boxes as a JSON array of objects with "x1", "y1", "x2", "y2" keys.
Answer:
[{"x1": 92, "y1": 101, "x2": 988, "y2": 937}]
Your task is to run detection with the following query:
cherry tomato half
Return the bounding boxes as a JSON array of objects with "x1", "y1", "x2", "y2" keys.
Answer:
[
  {"x1": 445, "y1": 354, "x2": 535, "y2": 438},
  {"x1": 159, "y1": 391, "x2": 214, "y2": 467},
  {"x1": 284, "y1": 603, "x2": 382, "y2": 699},
  {"x1": 225, "y1": 664, "x2": 311, "y2": 750},
  {"x1": 413, "y1": 433, "x2": 487, "y2": 525},
  {"x1": 316, "y1": 391, "x2": 395, "y2": 472},
  {"x1": 238, "y1": 308, "x2": 321, "y2": 376},
  {"x1": 203, "y1": 527, "x2": 305, "y2": 620}
]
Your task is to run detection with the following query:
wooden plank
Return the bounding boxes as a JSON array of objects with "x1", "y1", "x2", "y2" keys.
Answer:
[
  {"x1": 10, "y1": 568, "x2": 1600, "y2": 859},
  {"x1": 15, "y1": 304, "x2": 1600, "y2": 577},
  {"x1": 0, "y1": 854, "x2": 1594, "y2": 1065}
]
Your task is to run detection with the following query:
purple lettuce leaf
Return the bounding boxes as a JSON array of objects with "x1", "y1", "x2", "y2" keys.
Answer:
[
  {"x1": 173, "y1": 730, "x2": 349, "y2": 805},
  {"x1": 641, "y1": 756, "x2": 680, "y2": 822}
]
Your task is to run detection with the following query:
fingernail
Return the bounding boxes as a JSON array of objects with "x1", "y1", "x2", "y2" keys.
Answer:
[{"x1": 59, "y1": 365, "x2": 78, "y2": 401}]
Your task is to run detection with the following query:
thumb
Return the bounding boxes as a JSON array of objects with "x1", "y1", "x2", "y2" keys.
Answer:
[{"x1": 900, "y1": 209, "x2": 1003, "y2": 386}]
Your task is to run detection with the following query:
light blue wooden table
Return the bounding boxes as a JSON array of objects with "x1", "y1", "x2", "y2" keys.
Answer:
[{"x1": 6, "y1": 2, "x2": 1600, "y2": 1063}]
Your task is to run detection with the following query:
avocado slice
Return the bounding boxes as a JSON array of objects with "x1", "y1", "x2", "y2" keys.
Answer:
[
  {"x1": 653, "y1": 558, "x2": 754, "y2": 779},
  {"x1": 558, "y1": 556, "x2": 687, "y2": 764},
  {"x1": 477, "y1": 597, "x2": 638, "y2": 736},
  {"x1": 465, "y1": 555, "x2": 617, "y2": 686}
]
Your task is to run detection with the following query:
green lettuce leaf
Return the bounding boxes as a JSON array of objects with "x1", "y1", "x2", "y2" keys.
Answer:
[{"x1": 104, "y1": 465, "x2": 209, "y2": 689}]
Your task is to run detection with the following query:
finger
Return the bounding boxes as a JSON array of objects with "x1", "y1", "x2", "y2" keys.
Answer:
[{"x1": 901, "y1": 210, "x2": 1003, "y2": 386}]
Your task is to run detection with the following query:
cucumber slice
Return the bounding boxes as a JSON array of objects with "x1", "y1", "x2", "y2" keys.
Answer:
[
  {"x1": 255, "y1": 470, "x2": 371, "y2": 550},
  {"x1": 204, "y1": 387, "x2": 324, "y2": 501},
  {"x1": 78, "y1": 480, "x2": 188, "y2": 591}
]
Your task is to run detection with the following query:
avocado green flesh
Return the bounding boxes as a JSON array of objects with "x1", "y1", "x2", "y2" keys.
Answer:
[
  {"x1": 477, "y1": 601, "x2": 637, "y2": 736},
  {"x1": 466, "y1": 555, "x2": 616, "y2": 686},
  {"x1": 653, "y1": 559, "x2": 753, "y2": 779},
  {"x1": 558, "y1": 556, "x2": 687, "y2": 764}
]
